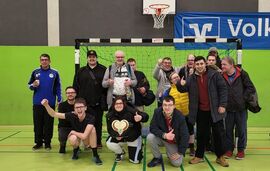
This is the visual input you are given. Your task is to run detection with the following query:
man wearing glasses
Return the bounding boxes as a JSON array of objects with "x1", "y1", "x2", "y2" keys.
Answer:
[
  {"x1": 41, "y1": 98, "x2": 103, "y2": 165},
  {"x1": 57, "y1": 86, "x2": 77, "y2": 153},
  {"x1": 147, "y1": 96, "x2": 189, "y2": 168},
  {"x1": 153, "y1": 57, "x2": 180, "y2": 107},
  {"x1": 28, "y1": 54, "x2": 62, "y2": 151},
  {"x1": 102, "y1": 50, "x2": 137, "y2": 108},
  {"x1": 73, "y1": 50, "x2": 107, "y2": 148}
]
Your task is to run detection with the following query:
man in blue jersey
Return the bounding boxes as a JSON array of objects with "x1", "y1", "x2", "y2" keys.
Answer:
[{"x1": 28, "y1": 54, "x2": 62, "y2": 150}]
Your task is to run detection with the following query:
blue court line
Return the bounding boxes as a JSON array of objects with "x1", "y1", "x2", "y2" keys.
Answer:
[
  {"x1": 204, "y1": 155, "x2": 216, "y2": 171},
  {"x1": 143, "y1": 137, "x2": 147, "y2": 171},
  {"x1": 0, "y1": 131, "x2": 21, "y2": 142}
]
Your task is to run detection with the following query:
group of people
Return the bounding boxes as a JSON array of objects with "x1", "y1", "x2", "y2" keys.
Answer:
[{"x1": 28, "y1": 47, "x2": 257, "y2": 167}]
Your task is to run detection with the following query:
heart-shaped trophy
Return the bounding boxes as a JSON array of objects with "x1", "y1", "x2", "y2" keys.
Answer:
[{"x1": 111, "y1": 120, "x2": 129, "y2": 136}]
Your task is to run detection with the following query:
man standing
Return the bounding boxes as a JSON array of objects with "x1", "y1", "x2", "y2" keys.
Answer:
[
  {"x1": 28, "y1": 54, "x2": 61, "y2": 150},
  {"x1": 127, "y1": 58, "x2": 151, "y2": 111},
  {"x1": 73, "y1": 50, "x2": 107, "y2": 148},
  {"x1": 153, "y1": 57, "x2": 179, "y2": 107},
  {"x1": 147, "y1": 96, "x2": 189, "y2": 168},
  {"x1": 41, "y1": 98, "x2": 102, "y2": 165},
  {"x1": 58, "y1": 86, "x2": 77, "y2": 153},
  {"x1": 102, "y1": 50, "x2": 137, "y2": 108},
  {"x1": 221, "y1": 56, "x2": 256, "y2": 160},
  {"x1": 178, "y1": 54, "x2": 195, "y2": 80},
  {"x1": 177, "y1": 56, "x2": 229, "y2": 167}
]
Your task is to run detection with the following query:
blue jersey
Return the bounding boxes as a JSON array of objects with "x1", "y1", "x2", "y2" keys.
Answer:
[{"x1": 28, "y1": 66, "x2": 62, "y2": 106}]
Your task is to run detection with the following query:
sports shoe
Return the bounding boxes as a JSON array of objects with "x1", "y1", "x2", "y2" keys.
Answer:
[
  {"x1": 236, "y1": 151, "x2": 245, "y2": 160},
  {"x1": 45, "y1": 144, "x2": 51, "y2": 151},
  {"x1": 59, "y1": 145, "x2": 66, "y2": 154},
  {"x1": 189, "y1": 157, "x2": 204, "y2": 164},
  {"x1": 147, "y1": 157, "x2": 162, "y2": 167},
  {"x1": 92, "y1": 155, "x2": 103, "y2": 165},
  {"x1": 224, "y1": 151, "x2": 233, "y2": 159},
  {"x1": 189, "y1": 147, "x2": 195, "y2": 156},
  {"x1": 72, "y1": 147, "x2": 80, "y2": 160},
  {"x1": 115, "y1": 151, "x2": 125, "y2": 162},
  {"x1": 32, "y1": 144, "x2": 43, "y2": 150},
  {"x1": 216, "y1": 156, "x2": 229, "y2": 167}
]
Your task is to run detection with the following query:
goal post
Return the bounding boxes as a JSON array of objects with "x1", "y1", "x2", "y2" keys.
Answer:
[
  {"x1": 74, "y1": 38, "x2": 242, "y2": 115},
  {"x1": 75, "y1": 38, "x2": 242, "y2": 73}
]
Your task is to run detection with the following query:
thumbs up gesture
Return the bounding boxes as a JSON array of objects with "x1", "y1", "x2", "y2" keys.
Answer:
[
  {"x1": 134, "y1": 112, "x2": 142, "y2": 122},
  {"x1": 165, "y1": 129, "x2": 175, "y2": 141},
  {"x1": 180, "y1": 77, "x2": 186, "y2": 86}
]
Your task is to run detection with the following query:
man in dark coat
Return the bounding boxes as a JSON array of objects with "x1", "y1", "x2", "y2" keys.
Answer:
[{"x1": 177, "y1": 56, "x2": 229, "y2": 167}]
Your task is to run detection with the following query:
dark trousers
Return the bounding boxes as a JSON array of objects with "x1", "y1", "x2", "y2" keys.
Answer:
[
  {"x1": 195, "y1": 110, "x2": 226, "y2": 158},
  {"x1": 33, "y1": 105, "x2": 54, "y2": 145},
  {"x1": 87, "y1": 105, "x2": 103, "y2": 145},
  {"x1": 58, "y1": 127, "x2": 72, "y2": 147},
  {"x1": 225, "y1": 110, "x2": 247, "y2": 151},
  {"x1": 185, "y1": 117, "x2": 194, "y2": 135}
]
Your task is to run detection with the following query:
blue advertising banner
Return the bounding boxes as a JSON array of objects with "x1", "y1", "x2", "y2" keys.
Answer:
[{"x1": 174, "y1": 12, "x2": 270, "y2": 49}]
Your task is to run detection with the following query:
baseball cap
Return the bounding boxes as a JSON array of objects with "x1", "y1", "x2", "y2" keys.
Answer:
[
  {"x1": 208, "y1": 47, "x2": 218, "y2": 53},
  {"x1": 87, "y1": 50, "x2": 97, "y2": 57}
]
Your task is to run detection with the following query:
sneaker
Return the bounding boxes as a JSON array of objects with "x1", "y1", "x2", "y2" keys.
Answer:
[
  {"x1": 115, "y1": 151, "x2": 125, "y2": 162},
  {"x1": 216, "y1": 156, "x2": 229, "y2": 167},
  {"x1": 224, "y1": 151, "x2": 233, "y2": 159},
  {"x1": 93, "y1": 155, "x2": 103, "y2": 165},
  {"x1": 147, "y1": 157, "x2": 162, "y2": 167},
  {"x1": 189, "y1": 147, "x2": 195, "y2": 157},
  {"x1": 59, "y1": 145, "x2": 66, "y2": 154},
  {"x1": 32, "y1": 144, "x2": 43, "y2": 150},
  {"x1": 236, "y1": 151, "x2": 245, "y2": 160},
  {"x1": 45, "y1": 144, "x2": 51, "y2": 151},
  {"x1": 72, "y1": 147, "x2": 80, "y2": 160},
  {"x1": 189, "y1": 157, "x2": 204, "y2": 164}
]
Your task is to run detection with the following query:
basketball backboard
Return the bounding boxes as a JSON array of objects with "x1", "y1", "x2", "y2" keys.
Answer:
[{"x1": 143, "y1": 0, "x2": 175, "y2": 15}]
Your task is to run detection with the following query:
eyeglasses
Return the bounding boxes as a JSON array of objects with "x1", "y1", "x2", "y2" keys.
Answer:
[
  {"x1": 115, "y1": 102, "x2": 124, "y2": 105},
  {"x1": 74, "y1": 106, "x2": 85, "y2": 109},
  {"x1": 66, "y1": 92, "x2": 76, "y2": 94},
  {"x1": 162, "y1": 104, "x2": 174, "y2": 107},
  {"x1": 40, "y1": 58, "x2": 49, "y2": 61},
  {"x1": 187, "y1": 59, "x2": 194, "y2": 62},
  {"x1": 116, "y1": 56, "x2": 124, "y2": 58}
]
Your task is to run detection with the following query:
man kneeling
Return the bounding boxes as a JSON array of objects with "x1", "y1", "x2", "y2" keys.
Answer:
[
  {"x1": 41, "y1": 98, "x2": 102, "y2": 165},
  {"x1": 147, "y1": 96, "x2": 189, "y2": 167}
]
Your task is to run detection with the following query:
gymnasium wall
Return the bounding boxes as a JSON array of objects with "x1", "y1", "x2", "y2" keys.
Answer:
[{"x1": 0, "y1": 0, "x2": 258, "y2": 45}]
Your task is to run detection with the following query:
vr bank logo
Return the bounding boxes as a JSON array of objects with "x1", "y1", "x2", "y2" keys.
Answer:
[{"x1": 182, "y1": 17, "x2": 220, "y2": 38}]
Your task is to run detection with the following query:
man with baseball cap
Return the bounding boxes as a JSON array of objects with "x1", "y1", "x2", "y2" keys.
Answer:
[{"x1": 73, "y1": 50, "x2": 107, "y2": 148}]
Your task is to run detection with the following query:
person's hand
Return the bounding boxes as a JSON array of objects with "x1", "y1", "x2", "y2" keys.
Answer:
[
  {"x1": 32, "y1": 80, "x2": 40, "y2": 87},
  {"x1": 137, "y1": 87, "x2": 146, "y2": 95},
  {"x1": 218, "y1": 106, "x2": 226, "y2": 114},
  {"x1": 169, "y1": 153, "x2": 181, "y2": 161},
  {"x1": 68, "y1": 130, "x2": 76, "y2": 137},
  {"x1": 41, "y1": 99, "x2": 49, "y2": 106},
  {"x1": 116, "y1": 137, "x2": 123, "y2": 141},
  {"x1": 124, "y1": 79, "x2": 132, "y2": 87},
  {"x1": 157, "y1": 58, "x2": 163, "y2": 66},
  {"x1": 165, "y1": 129, "x2": 175, "y2": 141},
  {"x1": 180, "y1": 77, "x2": 186, "y2": 86},
  {"x1": 134, "y1": 112, "x2": 142, "y2": 122},
  {"x1": 189, "y1": 68, "x2": 194, "y2": 76},
  {"x1": 108, "y1": 79, "x2": 114, "y2": 85}
]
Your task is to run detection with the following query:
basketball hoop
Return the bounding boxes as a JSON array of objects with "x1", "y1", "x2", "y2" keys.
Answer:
[{"x1": 149, "y1": 4, "x2": 169, "y2": 29}]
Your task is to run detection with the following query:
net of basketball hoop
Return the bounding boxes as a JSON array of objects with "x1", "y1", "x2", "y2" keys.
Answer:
[{"x1": 149, "y1": 4, "x2": 169, "y2": 29}]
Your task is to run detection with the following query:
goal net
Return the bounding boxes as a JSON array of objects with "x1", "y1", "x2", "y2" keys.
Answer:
[{"x1": 75, "y1": 38, "x2": 242, "y2": 116}]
